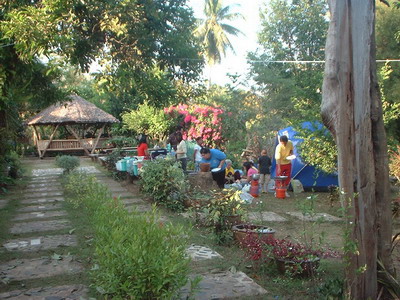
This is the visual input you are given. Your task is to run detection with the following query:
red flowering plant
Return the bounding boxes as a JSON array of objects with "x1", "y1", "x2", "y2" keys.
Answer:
[
  {"x1": 243, "y1": 236, "x2": 339, "y2": 276},
  {"x1": 164, "y1": 104, "x2": 226, "y2": 147}
]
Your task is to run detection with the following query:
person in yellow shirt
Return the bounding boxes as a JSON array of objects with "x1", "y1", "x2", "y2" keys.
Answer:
[
  {"x1": 275, "y1": 135, "x2": 293, "y2": 195},
  {"x1": 225, "y1": 159, "x2": 235, "y2": 184}
]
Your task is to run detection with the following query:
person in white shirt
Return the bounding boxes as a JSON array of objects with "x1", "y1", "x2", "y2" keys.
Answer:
[
  {"x1": 176, "y1": 132, "x2": 187, "y2": 172},
  {"x1": 193, "y1": 137, "x2": 203, "y2": 172}
]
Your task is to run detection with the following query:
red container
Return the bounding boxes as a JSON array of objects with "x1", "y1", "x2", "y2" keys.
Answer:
[
  {"x1": 250, "y1": 179, "x2": 259, "y2": 197},
  {"x1": 276, "y1": 188, "x2": 286, "y2": 199}
]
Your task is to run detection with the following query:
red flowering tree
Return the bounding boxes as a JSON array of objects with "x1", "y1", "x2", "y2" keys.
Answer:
[{"x1": 164, "y1": 104, "x2": 226, "y2": 147}]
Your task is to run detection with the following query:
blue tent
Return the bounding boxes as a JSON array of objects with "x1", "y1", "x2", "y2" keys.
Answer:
[{"x1": 270, "y1": 122, "x2": 338, "y2": 191}]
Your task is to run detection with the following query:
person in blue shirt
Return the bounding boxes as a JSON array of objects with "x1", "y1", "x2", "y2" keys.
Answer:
[{"x1": 200, "y1": 147, "x2": 226, "y2": 188}]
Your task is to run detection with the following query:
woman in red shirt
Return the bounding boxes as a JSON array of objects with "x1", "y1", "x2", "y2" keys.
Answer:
[{"x1": 137, "y1": 135, "x2": 149, "y2": 159}]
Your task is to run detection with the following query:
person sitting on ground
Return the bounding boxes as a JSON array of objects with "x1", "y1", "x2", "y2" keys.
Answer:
[
  {"x1": 241, "y1": 161, "x2": 259, "y2": 183},
  {"x1": 137, "y1": 134, "x2": 149, "y2": 159},
  {"x1": 200, "y1": 147, "x2": 226, "y2": 189},
  {"x1": 225, "y1": 159, "x2": 235, "y2": 184}
]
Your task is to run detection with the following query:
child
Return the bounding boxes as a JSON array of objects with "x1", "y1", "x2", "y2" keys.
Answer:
[
  {"x1": 242, "y1": 161, "x2": 259, "y2": 183},
  {"x1": 225, "y1": 159, "x2": 235, "y2": 184},
  {"x1": 258, "y1": 149, "x2": 272, "y2": 193}
]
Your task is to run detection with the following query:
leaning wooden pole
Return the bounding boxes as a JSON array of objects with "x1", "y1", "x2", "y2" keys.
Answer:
[{"x1": 321, "y1": 0, "x2": 393, "y2": 298}]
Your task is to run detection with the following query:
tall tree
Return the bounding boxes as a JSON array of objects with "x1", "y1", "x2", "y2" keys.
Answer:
[
  {"x1": 322, "y1": 0, "x2": 393, "y2": 298},
  {"x1": 194, "y1": 0, "x2": 243, "y2": 66},
  {"x1": 249, "y1": 0, "x2": 328, "y2": 124}
]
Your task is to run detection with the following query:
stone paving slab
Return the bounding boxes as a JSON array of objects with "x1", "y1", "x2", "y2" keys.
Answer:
[
  {"x1": 26, "y1": 182, "x2": 62, "y2": 189},
  {"x1": 122, "y1": 198, "x2": 146, "y2": 206},
  {"x1": 248, "y1": 211, "x2": 287, "y2": 222},
  {"x1": 0, "y1": 199, "x2": 7, "y2": 209},
  {"x1": 10, "y1": 219, "x2": 70, "y2": 234},
  {"x1": 0, "y1": 257, "x2": 83, "y2": 282},
  {"x1": 17, "y1": 203, "x2": 63, "y2": 212},
  {"x1": 13, "y1": 210, "x2": 67, "y2": 221},
  {"x1": 186, "y1": 245, "x2": 223, "y2": 261},
  {"x1": 126, "y1": 204, "x2": 152, "y2": 213},
  {"x1": 112, "y1": 192, "x2": 134, "y2": 198},
  {"x1": 108, "y1": 186, "x2": 129, "y2": 193},
  {"x1": 179, "y1": 271, "x2": 267, "y2": 299},
  {"x1": 24, "y1": 191, "x2": 63, "y2": 199},
  {"x1": 76, "y1": 166, "x2": 101, "y2": 174},
  {"x1": 286, "y1": 212, "x2": 342, "y2": 222},
  {"x1": 2, "y1": 234, "x2": 78, "y2": 252},
  {"x1": 0, "y1": 284, "x2": 87, "y2": 300},
  {"x1": 32, "y1": 168, "x2": 63, "y2": 176},
  {"x1": 29, "y1": 177, "x2": 59, "y2": 183},
  {"x1": 20, "y1": 197, "x2": 64, "y2": 205},
  {"x1": 24, "y1": 186, "x2": 62, "y2": 193}
]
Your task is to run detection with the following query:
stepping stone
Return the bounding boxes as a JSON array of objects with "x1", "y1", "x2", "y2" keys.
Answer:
[
  {"x1": 29, "y1": 178, "x2": 59, "y2": 183},
  {"x1": 13, "y1": 210, "x2": 67, "y2": 221},
  {"x1": 111, "y1": 192, "x2": 133, "y2": 198},
  {"x1": 0, "y1": 284, "x2": 87, "y2": 300},
  {"x1": 17, "y1": 203, "x2": 63, "y2": 212},
  {"x1": 10, "y1": 219, "x2": 70, "y2": 234},
  {"x1": 0, "y1": 199, "x2": 7, "y2": 209},
  {"x1": 3, "y1": 234, "x2": 78, "y2": 252},
  {"x1": 122, "y1": 198, "x2": 145, "y2": 206},
  {"x1": 21, "y1": 197, "x2": 64, "y2": 205},
  {"x1": 0, "y1": 257, "x2": 83, "y2": 282},
  {"x1": 179, "y1": 271, "x2": 267, "y2": 299},
  {"x1": 26, "y1": 183, "x2": 61, "y2": 189},
  {"x1": 108, "y1": 186, "x2": 129, "y2": 193},
  {"x1": 24, "y1": 191, "x2": 63, "y2": 199},
  {"x1": 32, "y1": 168, "x2": 63, "y2": 176},
  {"x1": 248, "y1": 211, "x2": 287, "y2": 222},
  {"x1": 24, "y1": 186, "x2": 62, "y2": 193},
  {"x1": 186, "y1": 245, "x2": 223, "y2": 261},
  {"x1": 286, "y1": 212, "x2": 342, "y2": 222},
  {"x1": 126, "y1": 204, "x2": 152, "y2": 213},
  {"x1": 77, "y1": 166, "x2": 101, "y2": 173}
]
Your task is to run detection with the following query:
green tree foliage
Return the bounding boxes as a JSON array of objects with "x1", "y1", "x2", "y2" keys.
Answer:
[
  {"x1": 249, "y1": 0, "x2": 333, "y2": 172},
  {"x1": 249, "y1": 0, "x2": 328, "y2": 123},
  {"x1": 376, "y1": 1, "x2": 400, "y2": 144},
  {"x1": 122, "y1": 102, "x2": 173, "y2": 142},
  {"x1": 194, "y1": 0, "x2": 243, "y2": 65}
]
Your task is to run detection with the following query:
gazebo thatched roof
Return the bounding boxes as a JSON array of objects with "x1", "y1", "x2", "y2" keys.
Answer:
[{"x1": 27, "y1": 95, "x2": 119, "y2": 126}]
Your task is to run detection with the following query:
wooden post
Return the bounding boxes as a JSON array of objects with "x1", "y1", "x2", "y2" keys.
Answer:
[
  {"x1": 91, "y1": 124, "x2": 105, "y2": 154},
  {"x1": 66, "y1": 125, "x2": 90, "y2": 156},
  {"x1": 41, "y1": 124, "x2": 59, "y2": 158},
  {"x1": 32, "y1": 126, "x2": 43, "y2": 158}
]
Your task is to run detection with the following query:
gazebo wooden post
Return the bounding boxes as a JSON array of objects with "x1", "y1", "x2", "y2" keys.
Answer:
[
  {"x1": 32, "y1": 126, "x2": 43, "y2": 158},
  {"x1": 91, "y1": 124, "x2": 105, "y2": 154},
  {"x1": 66, "y1": 125, "x2": 91, "y2": 156},
  {"x1": 40, "y1": 124, "x2": 59, "y2": 158}
]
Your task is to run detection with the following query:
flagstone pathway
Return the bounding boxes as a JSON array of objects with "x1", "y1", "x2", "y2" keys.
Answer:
[{"x1": 0, "y1": 158, "x2": 342, "y2": 299}]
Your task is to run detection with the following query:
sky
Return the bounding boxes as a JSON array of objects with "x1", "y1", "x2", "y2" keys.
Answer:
[{"x1": 187, "y1": 0, "x2": 266, "y2": 86}]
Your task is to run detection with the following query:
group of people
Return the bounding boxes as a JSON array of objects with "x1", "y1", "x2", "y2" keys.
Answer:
[
  {"x1": 144, "y1": 127, "x2": 294, "y2": 194},
  {"x1": 195, "y1": 135, "x2": 294, "y2": 195}
]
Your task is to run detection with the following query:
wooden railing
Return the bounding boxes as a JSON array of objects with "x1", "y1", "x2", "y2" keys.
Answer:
[{"x1": 37, "y1": 138, "x2": 112, "y2": 151}]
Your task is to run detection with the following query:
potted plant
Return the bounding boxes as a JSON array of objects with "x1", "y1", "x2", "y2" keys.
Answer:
[
  {"x1": 203, "y1": 189, "x2": 247, "y2": 244},
  {"x1": 270, "y1": 238, "x2": 322, "y2": 277},
  {"x1": 243, "y1": 236, "x2": 323, "y2": 277},
  {"x1": 232, "y1": 224, "x2": 275, "y2": 246}
]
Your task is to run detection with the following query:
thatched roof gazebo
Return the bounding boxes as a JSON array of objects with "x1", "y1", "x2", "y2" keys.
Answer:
[{"x1": 27, "y1": 95, "x2": 119, "y2": 158}]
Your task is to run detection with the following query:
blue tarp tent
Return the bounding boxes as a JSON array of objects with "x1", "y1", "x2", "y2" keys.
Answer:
[{"x1": 270, "y1": 122, "x2": 338, "y2": 191}]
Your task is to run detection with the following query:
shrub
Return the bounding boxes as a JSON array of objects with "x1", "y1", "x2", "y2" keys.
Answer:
[
  {"x1": 55, "y1": 155, "x2": 80, "y2": 173},
  {"x1": 63, "y1": 171, "x2": 191, "y2": 299},
  {"x1": 140, "y1": 158, "x2": 187, "y2": 211},
  {"x1": 5, "y1": 151, "x2": 23, "y2": 179}
]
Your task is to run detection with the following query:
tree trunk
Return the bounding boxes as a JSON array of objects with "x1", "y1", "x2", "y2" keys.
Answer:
[{"x1": 321, "y1": 0, "x2": 393, "y2": 298}]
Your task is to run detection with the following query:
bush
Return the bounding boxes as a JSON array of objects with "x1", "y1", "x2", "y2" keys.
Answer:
[
  {"x1": 55, "y1": 155, "x2": 80, "y2": 173},
  {"x1": 140, "y1": 158, "x2": 187, "y2": 211},
  {"x1": 63, "y1": 171, "x2": 190, "y2": 299}
]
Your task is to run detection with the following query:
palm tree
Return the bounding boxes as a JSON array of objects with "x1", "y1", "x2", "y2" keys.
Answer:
[{"x1": 194, "y1": 0, "x2": 244, "y2": 66}]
